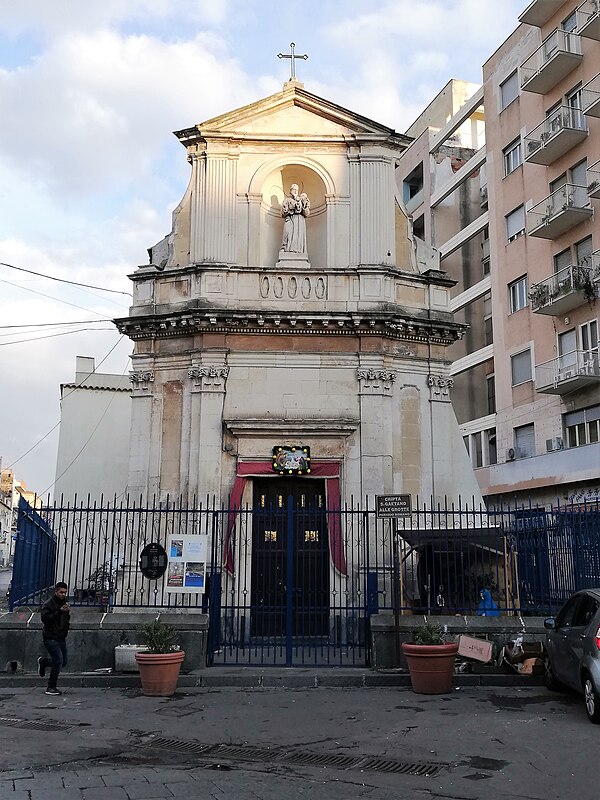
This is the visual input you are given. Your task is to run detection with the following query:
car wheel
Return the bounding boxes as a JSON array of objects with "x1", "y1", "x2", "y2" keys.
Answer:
[
  {"x1": 544, "y1": 655, "x2": 562, "y2": 691},
  {"x1": 583, "y1": 675, "x2": 600, "y2": 724}
]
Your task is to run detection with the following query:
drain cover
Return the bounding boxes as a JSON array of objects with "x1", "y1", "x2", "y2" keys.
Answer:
[
  {"x1": 142, "y1": 737, "x2": 445, "y2": 777},
  {"x1": 0, "y1": 716, "x2": 63, "y2": 732}
]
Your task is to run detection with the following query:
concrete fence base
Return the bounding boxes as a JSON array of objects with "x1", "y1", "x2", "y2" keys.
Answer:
[{"x1": 0, "y1": 608, "x2": 209, "y2": 674}]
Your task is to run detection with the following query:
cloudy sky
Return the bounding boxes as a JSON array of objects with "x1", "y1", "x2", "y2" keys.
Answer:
[{"x1": 0, "y1": 0, "x2": 526, "y2": 497}]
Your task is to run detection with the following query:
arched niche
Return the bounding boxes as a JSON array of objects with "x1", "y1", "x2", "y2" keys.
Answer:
[{"x1": 257, "y1": 163, "x2": 328, "y2": 268}]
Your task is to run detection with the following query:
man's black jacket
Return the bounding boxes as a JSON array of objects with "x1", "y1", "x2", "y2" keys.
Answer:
[{"x1": 41, "y1": 595, "x2": 70, "y2": 640}]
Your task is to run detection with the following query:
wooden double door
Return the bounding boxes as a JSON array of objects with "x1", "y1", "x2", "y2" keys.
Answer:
[{"x1": 251, "y1": 478, "x2": 330, "y2": 638}]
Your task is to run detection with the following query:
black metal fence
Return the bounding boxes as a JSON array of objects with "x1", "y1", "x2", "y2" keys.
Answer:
[{"x1": 10, "y1": 495, "x2": 600, "y2": 666}]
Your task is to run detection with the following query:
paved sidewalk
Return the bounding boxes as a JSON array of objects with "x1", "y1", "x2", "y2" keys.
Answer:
[{"x1": 0, "y1": 678, "x2": 595, "y2": 800}]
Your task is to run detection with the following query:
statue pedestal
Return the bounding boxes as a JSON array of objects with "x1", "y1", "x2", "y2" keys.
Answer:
[{"x1": 276, "y1": 251, "x2": 311, "y2": 269}]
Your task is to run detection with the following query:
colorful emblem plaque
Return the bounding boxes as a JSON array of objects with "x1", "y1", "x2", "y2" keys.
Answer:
[{"x1": 272, "y1": 446, "x2": 311, "y2": 475}]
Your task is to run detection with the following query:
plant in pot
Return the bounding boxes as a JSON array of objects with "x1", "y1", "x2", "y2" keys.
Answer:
[
  {"x1": 401, "y1": 621, "x2": 459, "y2": 695},
  {"x1": 135, "y1": 619, "x2": 185, "y2": 697}
]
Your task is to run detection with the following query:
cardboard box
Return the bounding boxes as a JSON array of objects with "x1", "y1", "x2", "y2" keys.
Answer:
[
  {"x1": 505, "y1": 640, "x2": 544, "y2": 664},
  {"x1": 519, "y1": 657, "x2": 544, "y2": 676},
  {"x1": 457, "y1": 635, "x2": 493, "y2": 663}
]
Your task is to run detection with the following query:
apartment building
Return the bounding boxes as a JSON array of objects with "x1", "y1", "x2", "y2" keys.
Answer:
[{"x1": 397, "y1": 0, "x2": 600, "y2": 506}]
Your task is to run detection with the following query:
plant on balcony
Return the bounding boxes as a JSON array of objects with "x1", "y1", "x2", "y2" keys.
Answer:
[
  {"x1": 588, "y1": 180, "x2": 600, "y2": 193},
  {"x1": 530, "y1": 284, "x2": 550, "y2": 309}
]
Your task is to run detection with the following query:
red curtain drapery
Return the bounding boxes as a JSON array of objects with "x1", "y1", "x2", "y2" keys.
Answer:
[{"x1": 224, "y1": 461, "x2": 346, "y2": 575}]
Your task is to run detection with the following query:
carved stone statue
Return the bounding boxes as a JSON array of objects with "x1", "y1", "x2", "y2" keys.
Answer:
[{"x1": 280, "y1": 184, "x2": 310, "y2": 255}]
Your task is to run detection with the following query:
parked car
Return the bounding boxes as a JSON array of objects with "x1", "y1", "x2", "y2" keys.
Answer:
[{"x1": 544, "y1": 589, "x2": 600, "y2": 723}]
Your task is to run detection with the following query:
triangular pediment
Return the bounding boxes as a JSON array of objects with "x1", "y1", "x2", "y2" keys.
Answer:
[{"x1": 175, "y1": 83, "x2": 412, "y2": 146}]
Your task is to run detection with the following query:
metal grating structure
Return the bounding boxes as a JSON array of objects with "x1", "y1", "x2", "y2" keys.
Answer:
[{"x1": 140, "y1": 736, "x2": 446, "y2": 777}]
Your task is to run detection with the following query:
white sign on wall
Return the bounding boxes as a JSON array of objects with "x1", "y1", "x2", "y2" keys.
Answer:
[{"x1": 166, "y1": 534, "x2": 208, "y2": 594}]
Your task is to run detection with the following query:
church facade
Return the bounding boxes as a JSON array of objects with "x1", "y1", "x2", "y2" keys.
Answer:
[{"x1": 116, "y1": 80, "x2": 482, "y2": 511}]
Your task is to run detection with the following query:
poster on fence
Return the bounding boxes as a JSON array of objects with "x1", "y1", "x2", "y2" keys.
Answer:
[{"x1": 166, "y1": 534, "x2": 208, "y2": 594}]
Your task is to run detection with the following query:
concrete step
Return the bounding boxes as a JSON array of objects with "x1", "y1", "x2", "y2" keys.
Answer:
[{"x1": 0, "y1": 667, "x2": 545, "y2": 690}]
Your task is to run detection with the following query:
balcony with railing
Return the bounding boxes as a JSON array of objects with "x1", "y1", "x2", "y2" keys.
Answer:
[
  {"x1": 519, "y1": 0, "x2": 567, "y2": 27},
  {"x1": 582, "y1": 73, "x2": 600, "y2": 118},
  {"x1": 520, "y1": 30, "x2": 583, "y2": 94},
  {"x1": 536, "y1": 350, "x2": 600, "y2": 394},
  {"x1": 577, "y1": 0, "x2": 600, "y2": 40},
  {"x1": 524, "y1": 106, "x2": 587, "y2": 165},
  {"x1": 529, "y1": 263, "x2": 595, "y2": 315},
  {"x1": 588, "y1": 159, "x2": 600, "y2": 198},
  {"x1": 591, "y1": 248, "x2": 600, "y2": 284},
  {"x1": 526, "y1": 183, "x2": 592, "y2": 238}
]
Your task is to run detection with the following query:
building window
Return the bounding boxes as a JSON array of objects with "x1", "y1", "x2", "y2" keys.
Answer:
[
  {"x1": 483, "y1": 292, "x2": 493, "y2": 345},
  {"x1": 564, "y1": 405, "x2": 600, "y2": 447},
  {"x1": 514, "y1": 423, "x2": 535, "y2": 459},
  {"x1": 509, "y1": 276, "x2": 529, "y2": 313},
  {"x1": 562, "y1": 10, "x2": 577, "y2": 33},
  {"x1": 403, "y1": 163, "x2": 424, "y2": 203},
  {"x1": 576, "y1": 235, "x2": 593, "y2": 267},
  {"x1": 500, "y1": 72, "x2": 519, "y2": 110},
  {"x1": 412, "y1": 214, "x2": 425, "y2": 239},
  {"x1": 506, "y1": 205, "x2": 525, "y2": 242},
  {"x1": 481, "y1": 227, "x2": 490, "y2": 275},
  {"x1": 511, "y1": 349, "x2": 532, "y2": 385},
  {"x1": 570, "y1": 159, "x2": 587, "y2": 188},
  {"x1": 581, "y1": 319, "x2": 598, "y2": 359},
  {"x1": 503, "y1": 139, "x2": 522, "y2": 176},
  {"x1": 487, "y1": 375, "x2": 496, "y2": 415},
  {"x1": 554, "y1": 247, "x2": 571, "y2": 273},
  {"x1": 486, "y1": 428, "x2": 497, "y2": 465}
]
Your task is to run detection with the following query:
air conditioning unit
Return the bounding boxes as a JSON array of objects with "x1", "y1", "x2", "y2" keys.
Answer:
[
  {"x1": 545, "y1": 437, "x2": 564, "y2": 452},
  {"x1": 507, "y1": 447, "x2": 516, "y2": 461}
]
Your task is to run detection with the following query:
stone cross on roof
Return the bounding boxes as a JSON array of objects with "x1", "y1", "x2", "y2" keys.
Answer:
[{"x1": 277, "y1": 42, "x2": 308, "y2": 81}]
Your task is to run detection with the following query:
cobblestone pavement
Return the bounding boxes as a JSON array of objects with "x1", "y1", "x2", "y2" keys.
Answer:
[{"x1": 0, "y1": 684, "x2": 597, "y2": 799}]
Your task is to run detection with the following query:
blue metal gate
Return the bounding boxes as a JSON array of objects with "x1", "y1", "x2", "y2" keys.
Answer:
[
  {"x1": 10, "y1": 497, "x2": 56, "y2": 609},
  {"x1": 207, "y1": 494, "x2": 373, "y2": 667}
]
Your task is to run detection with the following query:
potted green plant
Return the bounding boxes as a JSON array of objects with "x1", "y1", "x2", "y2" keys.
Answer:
[
  {"x1": 401, "y1": 621, "x2": 459, "y2": 694},
  {"x1": 135, "y1": 619, "x2": 185, "y2": 697}
]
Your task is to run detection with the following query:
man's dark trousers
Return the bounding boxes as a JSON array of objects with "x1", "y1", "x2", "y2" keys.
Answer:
[{"x1": 41, "y1": 639, "x2": 67, "y2": 688}]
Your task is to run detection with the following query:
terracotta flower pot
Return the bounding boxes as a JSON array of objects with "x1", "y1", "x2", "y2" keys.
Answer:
[
  {"x1": 135, "y1": 650, "x2": 185, "y2": 697},
  {"x1": 402, "y1": 642, "x2": 459, "y2": 694}
]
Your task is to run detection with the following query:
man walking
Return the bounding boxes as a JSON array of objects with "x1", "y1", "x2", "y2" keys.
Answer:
[{"x1": 38, "y1": 581, "x2": 70, "y2": 696}]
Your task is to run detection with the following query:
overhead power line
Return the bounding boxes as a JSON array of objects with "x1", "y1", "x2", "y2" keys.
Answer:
[
  {"x1": 0, "y1": 327, "x2": 116, "y2": 347},
  {"x1": 6, "y1": 335, "x2": 128, "y2": 471},
  {"x1": 0, "y1": 261, "x2": 132, "y2": 296},
  {"x1": 0, "y1": 320, "x2": 109, "y2": 331},
  {"x1": 0, "y1": 277, "x2": 114, "y2": 317}
]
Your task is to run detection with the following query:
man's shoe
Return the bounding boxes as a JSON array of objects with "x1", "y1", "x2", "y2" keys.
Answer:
[
  {"x1": 37, "y1": 657, "x2": 45, "y2": 678},
  {"x1": 45, "y1": 687, "x2": 61, "y2": 696}
]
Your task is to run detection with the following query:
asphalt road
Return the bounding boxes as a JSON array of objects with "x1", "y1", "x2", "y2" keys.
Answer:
[{"x1": 0, "y1": 683, "x2": 597, "y2": 799}]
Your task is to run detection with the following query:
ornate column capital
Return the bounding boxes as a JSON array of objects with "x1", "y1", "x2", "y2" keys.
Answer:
[
  {"x1": 356, "y1": 368, "x2": 396, "y2": 396},
  {"x1": 428, "y1": 374, "x2": 454, "y2": 402},
  {"x1": 188, "y1": 365, "x2": 230, "y2": 392},
  {"x1": 129, "y1": 370, "x2": 154, "y2": 393}
]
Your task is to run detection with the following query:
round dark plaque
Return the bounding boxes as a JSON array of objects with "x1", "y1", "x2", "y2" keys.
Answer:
[{"x1": 139, "y1": 542, "x2": 168, "y2": 580}]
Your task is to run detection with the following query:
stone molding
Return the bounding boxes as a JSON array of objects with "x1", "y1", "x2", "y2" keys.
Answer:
[
  {"x1": 356, "y1": 368, "x2": 396, "y2": 396},
  {"x1": 188, "y1": 365, "x2": 229, "y2": 392},
  {"x1": 428, "y1": 374, "x2": 454, "y2": 402},
  {"x1": 223, "y1": 416, "x2": 358, "y2": 438}
]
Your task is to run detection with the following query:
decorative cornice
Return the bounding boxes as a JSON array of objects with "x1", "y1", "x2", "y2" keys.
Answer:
[
  {"x1": 115, "y1": 310, "x2": 464, "y2": 347},
  {"x1": 223, "y1": 417, "x2": 359, "y2": 437}
]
